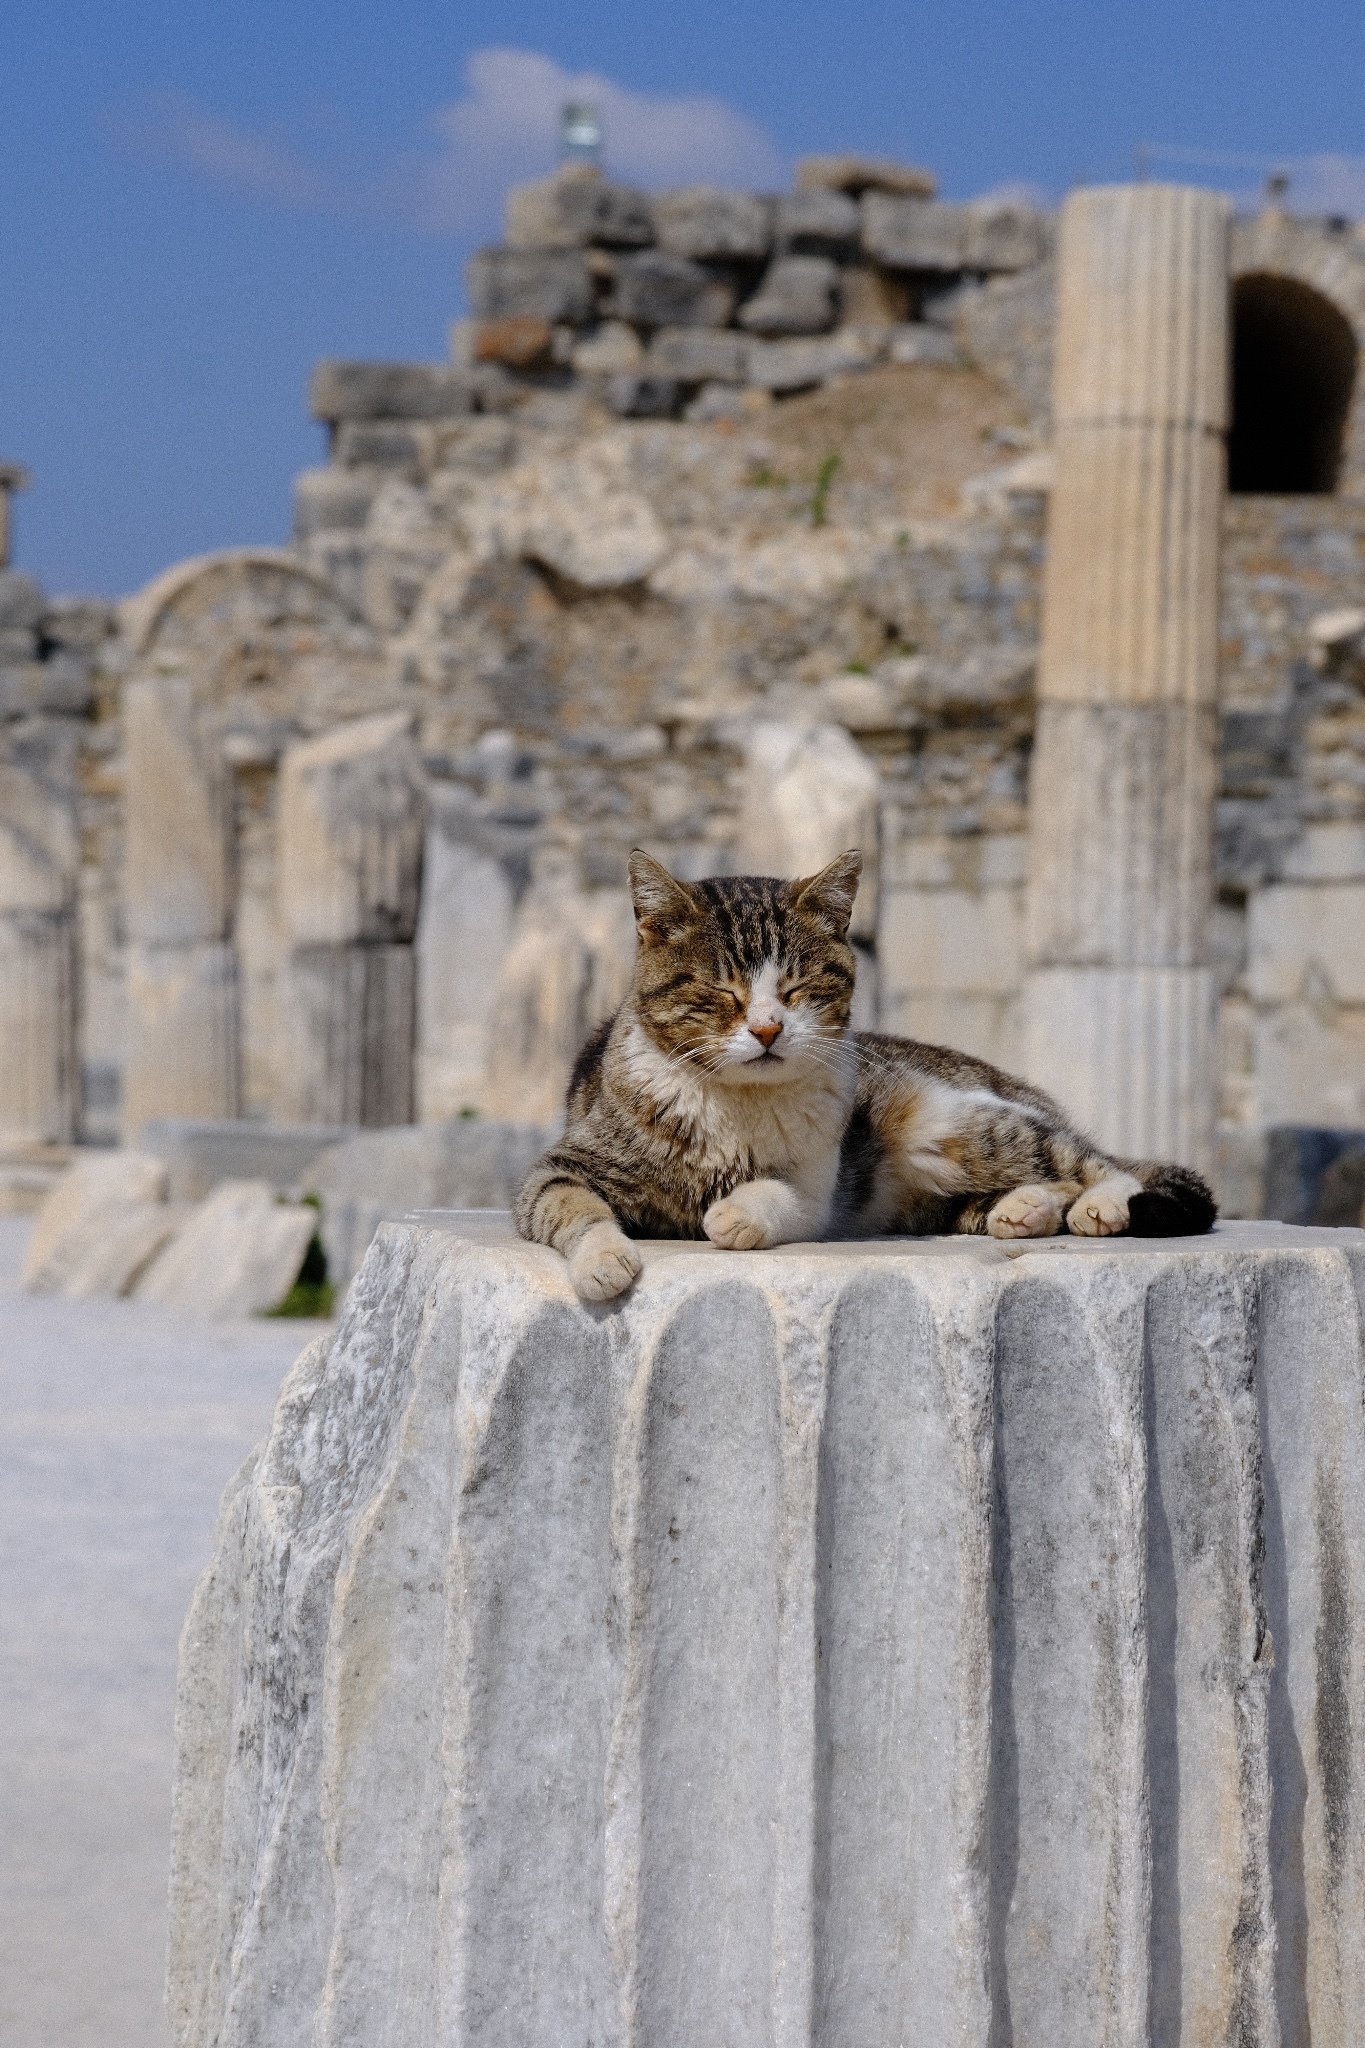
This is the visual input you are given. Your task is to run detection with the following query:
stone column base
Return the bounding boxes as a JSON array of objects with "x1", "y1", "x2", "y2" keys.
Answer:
[{"x1": 169, "y1": 1215, "x2": 1365, "y2": 2048}]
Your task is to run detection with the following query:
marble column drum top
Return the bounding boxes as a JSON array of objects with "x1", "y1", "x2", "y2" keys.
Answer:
[{"x1": 168, "y1": 1213, "x2": 1365, "y2": 2048}]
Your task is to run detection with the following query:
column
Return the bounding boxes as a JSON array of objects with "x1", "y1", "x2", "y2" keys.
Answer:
[{"x1": 1024, "y1": 184, "x2": 1229, "y2": 1167}]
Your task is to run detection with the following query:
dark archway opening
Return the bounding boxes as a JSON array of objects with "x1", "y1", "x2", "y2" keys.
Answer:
[{"x1": 1229, "y1": 274, "x2": 1357, "y2": 493}]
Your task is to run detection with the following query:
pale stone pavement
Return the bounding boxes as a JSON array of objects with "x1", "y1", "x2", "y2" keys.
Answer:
[{"x1": 0, "y1": 1217, "x2": 329, "y2": 2047}]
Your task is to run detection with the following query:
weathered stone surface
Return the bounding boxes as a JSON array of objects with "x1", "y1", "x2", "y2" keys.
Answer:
[
  {"x1": 860, "y1": 193, "x2": 968, "y2": 269},
  {"x1": 505, "y1": 165, "x2": 653, "y2": 251},
  {"x1": 465, "y1": 249, "x2": 595, "y2": 325},
  {"x1": 293, "y1": 467, "x2": 382, "y2": 539},
  {"x1": 774, "y1": 189, "x2": 860, "y2": 254},
  {"x1": 0, "y1": 568, "x2": 44, "y2": 631},
  {"x1": 0, "y1": 721, "x2": 78, "y2": 915},
  {"x1": 569, "y1": 320, "x2": 645, "y2": 374},
  {"x1": 169, "y1": 1217, "x2": 1365, "y2": 2048},
  {"x1": 745, "y1": 327, "x2": 884, "y2": 391},
  {"x1": 278, "y1": 712, "x2": 427, "y2": 947},
  {"x1": 50, "y1": 1200, "x2": 183, "y2": 1299},
  {"x1": 644, "y1": 326, "x2": 750, "y2": 382},
  {"x1": 651, "y1": 185, "x2": 771, "y2": 260},
  {"x1": 333, "y1": 422, "x2": 430, "y2": 476},
  {"x1": 123, "y1": 676, "x2": 232, "y2": 945},
  {"x1": 122, "y1": 942, "x2": 240, "y2": 1140},
  {"x1": 962, "y1": 198, "x2": 1053, "y2": 271},
  {"x1": 796, "y1": 152, "x2": 936, "y2": 197},
  {"x1": 413, "y1": 809, "x2": 517, "y2": 1118},
  {"x1": 137, "y1": 1118, "x2": 352, "y2": 1203},
  {"x1": 277, "y1": 943, "x2": 415, "y2": 1128},
  {"x1": 21, "y1": 1149, "x2": 168, "y2": 1292},
  {"x1": 459, "y1": 438, "x2": 671, "y2": 589},
  {"x1": 472, "y1": 315, "x2": 554, "y2": 368},
  {"x1": 309, "y1": 361, "x2": 484, "y2": 423},
  {"x1": 738, "y1": 256, "x2": 840, "y2": 336},
  {"x1": 305, "y1": 1120, "x2": 557, "y2": 1290},
  {"x1": 955, "y1": 260, "x2": 1056, "y2": 418},
  {"x1": 611, "y1": 251, "x2": 736, "y2": 328},
  {"x1": 135, "y1": 1180, "x2": 316, "y2": 1318},
  {"x1": 738, "y1": 720, "x2": 880, "y2": 940},
  {"x1": 604, "y1": 375, "x2": 680, "y2": 420},
  {"x1": 0, "y1": 912, "x2": 76, "y2": 1143},
  {"x1": 887, "y1": 321, "x2": 959, "y2": 363}
]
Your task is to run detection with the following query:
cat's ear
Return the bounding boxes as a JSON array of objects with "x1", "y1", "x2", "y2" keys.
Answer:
[
  {"x1": 790, "y1": 850, "x2": 862, "y2": 937},
  {"x1": 628, "y1": 849, "x2": 697, "y2": 945}
]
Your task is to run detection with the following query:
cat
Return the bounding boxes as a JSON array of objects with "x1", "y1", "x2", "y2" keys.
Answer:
[{"x1": 514, "y1": 849, "x2": 1217, "y2": 1301}]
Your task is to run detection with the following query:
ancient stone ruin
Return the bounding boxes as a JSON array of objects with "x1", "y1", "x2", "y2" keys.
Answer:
[{"x1": 3, "y1": 158, "x2": 1365, "y2": 1225}]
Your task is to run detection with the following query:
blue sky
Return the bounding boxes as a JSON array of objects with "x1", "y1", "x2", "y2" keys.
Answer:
[{"x1": 3, "y1": 0, "x2": 1364, "y2": 597}]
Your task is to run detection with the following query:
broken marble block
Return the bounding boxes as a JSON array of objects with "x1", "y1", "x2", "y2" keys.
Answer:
[
  {"x1": 169, "y1": 1216, "x2": 1365, "y2": 2048},
  {"x1": 21, "y1": 1148, "x2": 169, "y2": 1292},
  {"x1": 135, "y1": 1179, "x2": 316, "y2": 1318}
]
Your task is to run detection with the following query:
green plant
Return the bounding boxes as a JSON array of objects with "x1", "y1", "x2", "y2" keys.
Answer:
[
  {"x1": 745, "y1": 461, "x2": 787, "y2": 488},
  {"x1": 268, "y1": 1204, "x2": 335, "y2": 1318},
  {"x1": 809, "y1": 452, "x2": 840, "y2": 528}
]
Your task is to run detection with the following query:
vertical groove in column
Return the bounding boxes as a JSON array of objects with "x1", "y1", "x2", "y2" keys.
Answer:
[
  {"x1": 633, "y1": 1283, "x2": 782, "y2": 2048},
  {"x1": 989, "y1": 1264, "x2": 1151, "y2": 2047},
  {"x1": 811, "y1": 1269, "x2": 996, "y2": 2048},
  {"x1": 1025, "y1": 965, "x2": 1216, "y2": 1162},
  {"x1": 1144, "y1": 1263, "x2": 1275, "y2": 2046},
  {"x1": 1258, "y1": 1249, "x2": 1365, "y2": 2047}
]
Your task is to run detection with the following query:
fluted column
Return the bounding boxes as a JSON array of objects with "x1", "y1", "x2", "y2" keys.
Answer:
[{"x1": 1025, "y1": 185, "x2": 1229, "y2": 1167}]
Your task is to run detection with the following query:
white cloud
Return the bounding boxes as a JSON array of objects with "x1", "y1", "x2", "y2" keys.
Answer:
[{"x1": 118, "y1": 52, "x2": 786, "y2": 237}]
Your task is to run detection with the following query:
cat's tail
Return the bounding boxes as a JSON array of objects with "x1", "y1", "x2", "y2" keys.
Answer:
[{"x1": 1127, "y1": 1161, "x2": 1218, "y2": 1236}]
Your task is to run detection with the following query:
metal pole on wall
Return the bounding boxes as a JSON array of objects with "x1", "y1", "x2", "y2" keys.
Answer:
[{"x1": 1024, "y1": 183, "x2": 1230, "y2": 1171}]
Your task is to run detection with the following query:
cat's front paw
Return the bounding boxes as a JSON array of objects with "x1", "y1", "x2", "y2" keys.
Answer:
[
  {"x1": 704, "y1": 1182, "x2": 789, "y2": 1251},
  {"x1": 567, "y1": 1221, "x2": 642, "y2": 1302},
  {"x1": 1067, "y1": 1175, "x2": 1142, "y2": 1237},
  {"x1": 987, "y1": 1185, "x2": 1068, "y2": 1238}
]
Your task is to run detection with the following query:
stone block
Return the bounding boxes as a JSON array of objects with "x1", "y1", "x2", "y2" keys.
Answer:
[
  {"x1": 472, "y1": 315, "x2": 555, "y2": 368},
  {"x1": 796, "y1": 152, "x2": 937, "y2": 197},
  {"x1": 644, "y1": 327, "x2": 749, "y2": 383},
  {"x1": 879, "y1": 882, "x2": 1025, "y2": 998},
  {"x1": 962, "y1": 199, "x2": 1053, "y2": 271},
  {"x1": 955, "y1": 261, "x2": 1056, "y2": 420},
  {"x1": 505, "y1": 165, "x2": 653, "y2": 250},
  {"x1": 888, "y1": 322, "x2": 959, "y2": 364},
  {"x1": 50, "y1": 1200, "x2": 183, "y2": 1299},
  {"x1": 38, "y1": 594, "x2": 116, "y2": 650},
  {"x1": 1263, "y1": 1125, "x2": 1365, "y2": 1224},
  {"x1": 774, "y1": 189, "x2": 860, "y2": 254},
  {"x1": 123, "y1": 676, "x2": 232, "y2": 945},
  {"x1": 21, "y1": 1149, "x2": 168, "y2": 1292},
  {"x1": 122, "y1": 942, "x2": 240, "y2": 1140},
  {"x1": 413, "y1": 822, "x2": 517, "y2": 1118},
  {"x1": 604, "y1": 375, "x2": 681, "y2": 419},
  {"x1": 1248, "y1": 883, "x2": 1365, "y2": 1004},
  {"x1": 837, "y1": 263, "x2": 913, "y2": 325},
  {"x1": 0, "y1": 568, "x2": 44, "y2": 631},
  {"x1": 651, "y1": 186, "x2": 772, "y2": 260},
  {"x1": 1277, "y1": 822, "x2": 1365, "y2": 882},
  {"x1": 482, "y1": 877, "x2": 635, "y2": 1123},
  {"x1": 306, "y1": 1120, "x2": 559, "y2": 1290},
  {"x1": 745, "y1": 328, "x2": 884, "y2": 391},
  {"x1": 169, "y1": 1216, "x2": 1365, "y2": 2048},
  {"x1": 1253, "y1": 1001, "x2": 1365, "y2": 1129},
  {"x1": 137, "y1": 1117, "x2": 352, "y2": 1204},
  {"x1": 738, "y1": 721, "x2": 880, "y2": 940},
  {"x1": 465, "y1": 250, "x2": 595, "y2": 325},
  {"x1": 861, "y1": 193, "x2": 968, "y2": 270},
  {"x1": 611, "y1": 252, "x2": 736, "y2": 328},
  {"x1": 737, "y1": 255, "x2": 839, "y2": 336},
  {"x1": 0, "y1": 912, "x2": 76, "y2": 1143},
  {"x1": 278, "y1": 943, "x2": 415, "y2": 1128},
  {"x1": 293, "y1": 467, "x2": 381, "y2": 540},
  {"x1": 134, "y1": 1180, "x2": 317, "y2": 1318},
  {"x1": 278, "y1": 712, "x2": 427, "y2": 947},
  {"x1": 309, "y1": 361, "x2": 483, "y2": 423},
  {"x1": 333, "y1": 422, "x2": 432, "y2": 476},
  {"x1": 0, "y1": 724, "x2": 78, "y2": 914},
  {"x1": 569, "y1": 321, "x2": 645, "y2": 374}
]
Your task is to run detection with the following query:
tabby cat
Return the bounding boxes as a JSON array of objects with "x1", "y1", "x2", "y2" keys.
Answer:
[{"x1": 514, "y1": 850, "x2": 1216, "y2": 1301}]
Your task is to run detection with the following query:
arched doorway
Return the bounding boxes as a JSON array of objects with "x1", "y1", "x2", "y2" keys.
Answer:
[{"x1": 1229, "y1": 273, "x2": 1358, "y2": 493}]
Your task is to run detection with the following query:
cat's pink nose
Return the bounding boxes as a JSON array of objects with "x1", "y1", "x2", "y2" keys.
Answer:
[{"x1": 750, "y1": 1020, "x2": 783, "y2": 1050}]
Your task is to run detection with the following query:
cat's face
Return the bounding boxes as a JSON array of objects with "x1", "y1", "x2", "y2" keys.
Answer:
[{"x1": 626, "y1": 850, "x2": 861, "y2": 1087}]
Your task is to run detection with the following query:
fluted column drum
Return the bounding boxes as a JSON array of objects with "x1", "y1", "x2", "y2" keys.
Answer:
[
  {"x1": 169, "y1": 1216, "x2": 1365, "y2": 2048},
  {"x1": 1025, "y1": 184, "x2": 1230, "y2": 1167}
]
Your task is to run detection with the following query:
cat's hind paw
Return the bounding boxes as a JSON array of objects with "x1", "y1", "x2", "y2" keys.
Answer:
[
  {"x1": 986, "y1": 1185, "x2": 1068, "y2": 1238},
  {"x1": 1067, "y1": 1174, "x2": 1143, "y2": 1237},
  {"x1": 567, "y1": 1221, "x2": 642, "y2": 1302}
]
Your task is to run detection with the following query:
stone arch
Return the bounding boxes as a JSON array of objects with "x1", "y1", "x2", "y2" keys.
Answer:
[
  {"x1": 1229, "y1": 274, "x2": 1357, "y2": 492},
  {"x1": 1230, "y1": 217, "x2": 1365, "y2": 497}
]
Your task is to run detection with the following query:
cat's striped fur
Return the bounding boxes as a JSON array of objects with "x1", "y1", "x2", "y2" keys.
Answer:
[{"x1": 515, "y1": 850, "x2": 1216, "y2": 1301}]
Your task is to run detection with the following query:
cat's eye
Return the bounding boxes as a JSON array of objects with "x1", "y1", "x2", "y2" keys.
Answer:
[
  {"x1": 780, "y1": 982, "x2": 805, "y2": 1005},
  {"x1": 722, "y1": 988, "x2": 746, "y2": 1015}
]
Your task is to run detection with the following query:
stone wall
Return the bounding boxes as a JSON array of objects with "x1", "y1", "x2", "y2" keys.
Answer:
[{"x1": 6, "y1": 169, "x2": 1365, "y2": 1205}]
